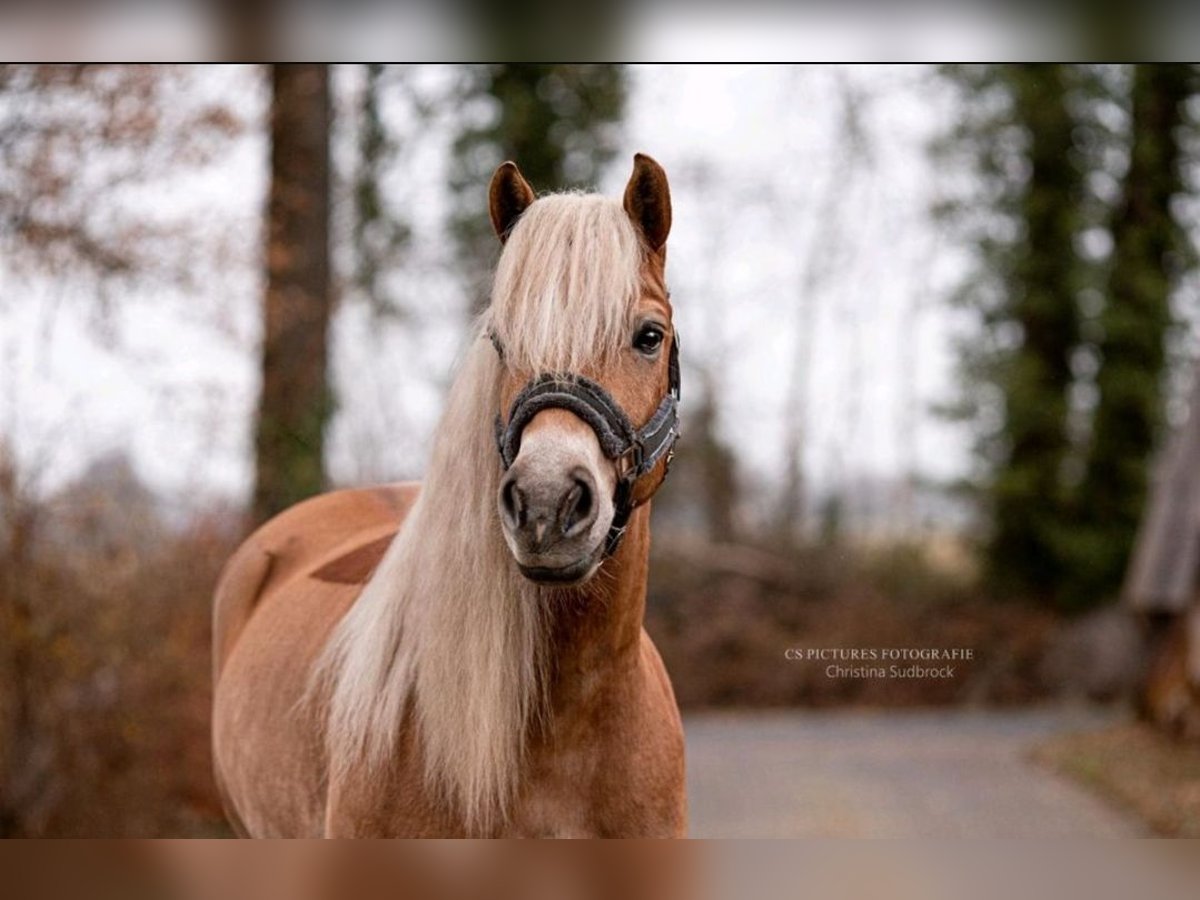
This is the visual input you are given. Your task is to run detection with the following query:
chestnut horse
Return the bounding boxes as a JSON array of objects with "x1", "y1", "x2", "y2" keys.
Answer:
[{"x1": 212, "y1": 154, "x2": 686, "y2": 837}]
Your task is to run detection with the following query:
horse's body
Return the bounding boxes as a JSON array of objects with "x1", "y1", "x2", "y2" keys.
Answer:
[
  {"x1": 212, "y1": 484, "x2": 683, "y2": 837},
  {"x1": 213, "y1": 155, "x2": 687, "y2": 837}
]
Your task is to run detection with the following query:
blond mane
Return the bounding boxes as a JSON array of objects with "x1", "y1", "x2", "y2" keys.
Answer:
[
  {"x1": 488, "y1": 193, "x2": 644, "y2": 373},
  {"x1": 313, "y1": 193, "x2": 644, "y2": 833}
]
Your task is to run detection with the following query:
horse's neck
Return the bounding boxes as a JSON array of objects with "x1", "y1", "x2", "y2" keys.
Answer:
[{"x1": 545, "y1": 506, "x2": 651, "y2": 702}]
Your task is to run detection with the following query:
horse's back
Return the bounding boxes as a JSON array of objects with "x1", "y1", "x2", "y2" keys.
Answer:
[
  {"x1": 213, "y1": 483, "x2": 416, "y2": 682},
  {"x1": 211, "y1": 482, "x2": 417, "y2": 836}
]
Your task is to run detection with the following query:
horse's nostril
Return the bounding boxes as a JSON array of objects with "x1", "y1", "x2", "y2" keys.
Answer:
[
  {"x1": 574, "y1": 478, "x2": 593, "y2": 521},
  {"x1": 500, "y1": 478, "x2": 525, "y2": 528},
  {"x1": 561, "y1": 476, "x2": 594, "y2": 537}
]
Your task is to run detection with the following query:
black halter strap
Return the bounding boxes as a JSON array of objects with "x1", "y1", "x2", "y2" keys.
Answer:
[{"x1": 492, "y1": 333, "x2": 681, "y2": 556}]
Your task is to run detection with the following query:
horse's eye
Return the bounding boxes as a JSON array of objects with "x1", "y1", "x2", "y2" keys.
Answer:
[{"x1": 634, "y1": 324, "x2": 665, "y2": 356}]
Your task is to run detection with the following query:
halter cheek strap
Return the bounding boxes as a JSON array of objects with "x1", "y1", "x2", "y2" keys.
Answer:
[{"x1": 492, "y1": 334, "x2": 681, "y2": 556}]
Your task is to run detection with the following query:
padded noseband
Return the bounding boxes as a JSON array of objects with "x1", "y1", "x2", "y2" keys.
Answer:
[{"x1": 492, "y1": 333, "x2": 681, "y2": 556}]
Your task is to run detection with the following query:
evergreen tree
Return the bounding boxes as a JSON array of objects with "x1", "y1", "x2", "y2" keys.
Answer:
[
  {"x1": 987, "y1": 65, "x2": 1088, "y2": 600},
  {"x1": 937, "y1": 65, "x2": 1092, "y2": 603},
  {"x1": 449, "y1": 64, "x2": 626, "y2": 313},
  {"x1": 940, "y1": 64, "x2": 1198, "y2": 610},
  {"x1": 1072, "y1": 65, "x2": 1195, "y2": 607}
]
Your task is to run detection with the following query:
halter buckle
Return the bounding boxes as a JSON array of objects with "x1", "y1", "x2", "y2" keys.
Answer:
[{"x1": 615, "y1": 442, "x2": 644, "y2": 481}]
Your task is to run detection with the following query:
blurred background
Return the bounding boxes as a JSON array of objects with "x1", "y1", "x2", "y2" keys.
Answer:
[{"x1": 2, "y1": 63, "x2": 1200, "y2": 837}]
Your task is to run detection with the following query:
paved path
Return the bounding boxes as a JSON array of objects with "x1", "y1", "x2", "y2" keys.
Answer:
[{"x1": 685, "y1": 707, "x2": 1144, "y2": 837}]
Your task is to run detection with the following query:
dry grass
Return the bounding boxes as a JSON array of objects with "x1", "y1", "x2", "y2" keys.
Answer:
[
  {"x1": 647, "y1": 537, "x2": 1063, "y2": 709},
  {"x1": 0, "y1": 459, "x2": 238, "y2": 836},
  {"x1": 1033, "y1": 721, "x2": 1200, "y2": 837}
]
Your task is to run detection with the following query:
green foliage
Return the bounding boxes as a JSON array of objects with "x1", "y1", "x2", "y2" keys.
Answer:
[
  {"x1": 937, "y1": 64, "x2": 1195, "y2": 611},
  {"x1": 938, "y1": 65, "x2": 1095, "y2": 604},
  {"x1": 449, "y1": 64, "x2": 627, "y2": 312},
  {"x1": 1069, "y1": 65, "x2": 1196, "y2": 609}
]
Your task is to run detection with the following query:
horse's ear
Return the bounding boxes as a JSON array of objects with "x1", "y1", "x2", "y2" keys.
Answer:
[
  {"x1": 623, "y1": 153, "x2": 672, "y2": 253},
  {"x1": 488, "y1": 161, "x2": 536, "y2": 243}
]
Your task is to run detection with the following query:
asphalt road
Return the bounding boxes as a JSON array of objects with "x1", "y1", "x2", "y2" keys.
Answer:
[{"x1": 684, "y1": 706, "x2": 1144, "y2": 838}]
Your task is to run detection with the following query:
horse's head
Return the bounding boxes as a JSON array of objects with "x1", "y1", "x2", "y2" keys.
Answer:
[{"x1": 486, "y1": 154, "x2": 678, "y2": 586}]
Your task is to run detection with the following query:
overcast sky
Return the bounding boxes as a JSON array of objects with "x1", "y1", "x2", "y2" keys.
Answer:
[{"x1": 3, "y1": 64, "x2": 973, "y2": 530}]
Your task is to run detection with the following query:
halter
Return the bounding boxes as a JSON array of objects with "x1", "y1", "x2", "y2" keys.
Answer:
[{"x1": 491, "y1": 331, "x2": 681, "y2": 556}]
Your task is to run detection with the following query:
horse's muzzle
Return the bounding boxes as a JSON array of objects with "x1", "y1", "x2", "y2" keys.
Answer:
[
  {"x1": 500, "y1": 464, "x2": 604, "y2": 584},
  {"x1": 496, "y1": 410, "x2": 615, "y2": 585}
]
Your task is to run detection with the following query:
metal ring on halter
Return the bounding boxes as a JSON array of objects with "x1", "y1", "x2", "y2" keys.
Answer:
[{"x1": 491, "y1": 331, "x2": 681, "y2": 557}]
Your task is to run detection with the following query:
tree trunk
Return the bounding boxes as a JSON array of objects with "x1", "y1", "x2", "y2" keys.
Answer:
[{"x1": 251, "y1": 64, "x2": 333, "y2": 525}]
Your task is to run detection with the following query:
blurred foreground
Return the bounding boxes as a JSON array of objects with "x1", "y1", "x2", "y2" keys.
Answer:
[{"x1": 5, "y1": 837, "x2": 1200, "y2": 900}]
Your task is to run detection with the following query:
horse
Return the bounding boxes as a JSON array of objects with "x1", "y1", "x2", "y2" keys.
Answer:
[{"x1": 212, "y1": 154, "x2": 687, "y2": 837}]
